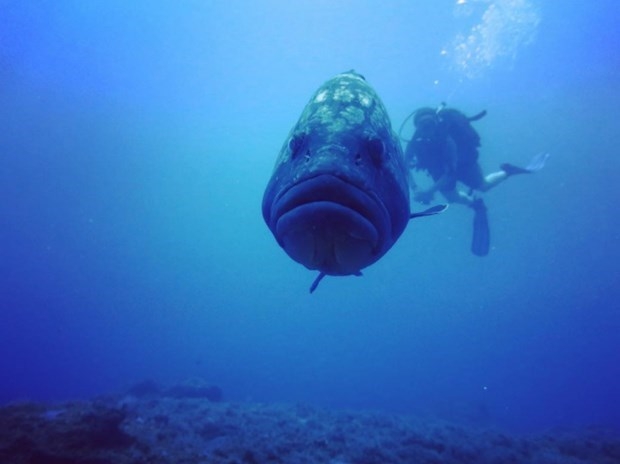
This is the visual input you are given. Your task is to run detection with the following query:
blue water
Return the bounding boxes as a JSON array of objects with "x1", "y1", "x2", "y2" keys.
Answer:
[{"x1": 1, "y1": 1, "x2": 618, "y2": 434}]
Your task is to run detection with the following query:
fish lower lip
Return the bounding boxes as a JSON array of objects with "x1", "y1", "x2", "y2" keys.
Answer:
[
  {"x1": 269, "y1": 174, "x2": 390, "y2": 274},
  {"x1": 271, "y1": 175, "x2": 386, "y2": 235}
]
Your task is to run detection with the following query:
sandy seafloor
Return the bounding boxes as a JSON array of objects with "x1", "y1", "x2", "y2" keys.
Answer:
[{"x1": 1, "y1": 382, "x2": 619, "y2": 464}]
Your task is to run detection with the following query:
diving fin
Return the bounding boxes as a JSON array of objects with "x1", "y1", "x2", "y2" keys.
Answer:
[
  {"x1": 501, "y1": 152, "x2": 550, "y2": 176},
  {"x1": 525, "y1": 152, "x2": 550, "y2": 172},
  {"x1": 471, "y1": 198, "x2": 490, "y2": 257}
]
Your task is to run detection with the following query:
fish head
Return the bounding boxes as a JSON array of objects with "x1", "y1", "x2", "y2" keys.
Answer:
[{"x1": 262, "y1": 72, "x2": 410, "y2": 276}]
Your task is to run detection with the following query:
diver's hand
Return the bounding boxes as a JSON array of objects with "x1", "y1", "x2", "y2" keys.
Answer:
[{"x1": 414, "y1": 189, "x2": 434, "y2": 205}]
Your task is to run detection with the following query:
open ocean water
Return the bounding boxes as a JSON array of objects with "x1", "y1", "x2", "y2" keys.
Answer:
[{"x1": 1, "y1": 1, "x2": 619, "y2": 455}]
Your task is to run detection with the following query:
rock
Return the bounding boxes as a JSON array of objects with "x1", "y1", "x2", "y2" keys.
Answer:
[
  {"x1": 127, "y1": 380, "x2": 162, "y2": 398},
  {"x1": 163, "y1": 378, "x2": 223, "y2": 402}
]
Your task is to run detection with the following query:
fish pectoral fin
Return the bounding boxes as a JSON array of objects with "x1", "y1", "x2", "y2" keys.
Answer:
[
  {"x1": 309, "y1": 270, "x2": 364, "y2": 293},
  {"x1": 309, "y1": 272, "x2": 326, "y2": 293},
  {"x1": 409, "y1": 203, "x2": 449, "y2": 219}
]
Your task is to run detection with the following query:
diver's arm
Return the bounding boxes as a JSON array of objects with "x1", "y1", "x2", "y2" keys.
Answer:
[
  {"x1": 439, "y1": 138, "x2": 476, "y2": 206},
  {"x1": 434, "y1": 138, "x2": 458, "y2": 191},
  {"x1": 408, "y1": 170, "x2": 418, "y2": 191},
  {"x1": 413, "y1": 174, "x2": 452, "y2": 203},
  {"x1": 442, "y1": 188, "x2": 475, "y2": 206},
  {"x1": 404, "y1": 140, "x2": 419, "y2": 191},
  {"x1": 426, "y1": 173, "x2": 452, "y2": 194},
  {"x1": 413, "y1": 139, "x2": 457, "y2": 203},
  {"x1": 404, "y1": 139, "x2": 417, "y2": 169}
]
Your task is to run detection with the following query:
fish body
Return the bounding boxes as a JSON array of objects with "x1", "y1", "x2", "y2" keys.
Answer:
[{"x1": 262, "y1": 71, "x2": 412, "y2": 286}]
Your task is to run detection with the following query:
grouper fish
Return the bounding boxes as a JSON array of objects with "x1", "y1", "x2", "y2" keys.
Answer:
[{"x1": 262, "y1": 71, "x2": 445, "y2": 292}]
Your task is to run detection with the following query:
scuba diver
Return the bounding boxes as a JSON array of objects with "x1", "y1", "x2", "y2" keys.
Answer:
[{"x1": 404, "y1": 106, "x2": 548, "y2": 256}]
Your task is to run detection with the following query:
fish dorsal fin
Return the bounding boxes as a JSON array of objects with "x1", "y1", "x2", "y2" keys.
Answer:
[{"x1": 409, "y1": 204, "x2": 448, "y2": 219}]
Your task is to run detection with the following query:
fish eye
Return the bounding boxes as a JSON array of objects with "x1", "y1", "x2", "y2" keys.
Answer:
[
  {"x1": 414, "y1": 137, "x2": 431, "y2": 145},
  {"x1": 288, "y1": 132, "x2": 306, "y2": 158},
  {"x1": 366, "y1": 138, "x2": 384, "y2": 167}
]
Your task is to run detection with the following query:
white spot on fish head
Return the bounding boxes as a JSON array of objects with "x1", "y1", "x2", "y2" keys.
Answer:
[
  {"x1": 343, "y1": 106, "x2": 364, "y2": 125},
  {"x1": 334, "y1": 86, "x2": 354, "y2": 102},
  {"x1": 358, "y1": 94, "x2": 372, "y2": 107},
  {"x1": 315, "y1": 90, "x2": 328, "y2": 103}
]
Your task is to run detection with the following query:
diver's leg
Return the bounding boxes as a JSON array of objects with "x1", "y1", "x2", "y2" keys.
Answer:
[
  {"x1": 478, "y1": 170, "x2": 509, "y2": 192},
  {"x1": 467, "y1": 153, "x2": 549, "y2": 193},
  {"x1": 479, "y1": 159, "x2": 543, "y2": 191},
  {"x1": 461, "y1": 163, "x2": 506, "y2": 193}
]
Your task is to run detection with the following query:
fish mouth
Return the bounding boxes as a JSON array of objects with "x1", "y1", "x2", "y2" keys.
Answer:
[{"x1": 269, "y1": 174, "x2": 390, "y2": 275}]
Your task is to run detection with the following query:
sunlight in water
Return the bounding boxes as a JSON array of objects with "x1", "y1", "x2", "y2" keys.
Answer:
[{"x1": 447, "y1": 0, "x2": 541, "y2": 79}]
